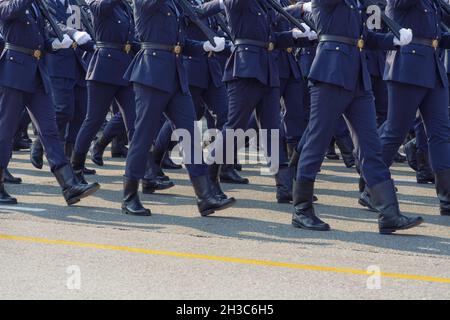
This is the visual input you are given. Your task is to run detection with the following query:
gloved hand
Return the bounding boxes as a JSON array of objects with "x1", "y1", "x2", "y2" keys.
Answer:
[
  {"x1": 73, "y1": 31, "x2": 92, "y2": 45},
  {"x1": 52, "y1": 34, "x2": 74, "y2": 50},
  {"x1": 393, "y1": 28, "x2": 413, "y2": 46},
  {"x1": 203, "y1": 37, "x2": 226, "y2": 52},
  {"x1": 302, "y1": 2, "x2": 312, "y2": 13},
  {"x1": 292, "y1": 23, "x2": 316, "y2": 40}
]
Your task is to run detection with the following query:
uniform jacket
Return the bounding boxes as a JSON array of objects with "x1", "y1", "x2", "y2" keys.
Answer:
[
  {"x1": 384, "y1": 0, "x2": 450, "y2": 88},
  {"x1": 124, "y1": 0, "x2": 206, "y2": 94},
  {"x1": 87, "y1": 0, "x2": 136, "y2": 86},
  {"x1": 308, "y1": 0, "x2": 395, "y2": 92},
  {"x1": 0, "y1": 0, "x2": 53, "y2": 93},
  {"x1": 221, "y1": 0, "x2": 305, "y2": 87}
]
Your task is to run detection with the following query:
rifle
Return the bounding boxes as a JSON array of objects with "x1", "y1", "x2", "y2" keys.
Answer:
[
  {"x1": 35, "y1": 0, "x2": 65, "y2": 41},
  {"x1": 215, "y1": 13, "x2": 233, "y2": 43},
  {"x1": 70, "y1": 0, "x2": 96, "y2": 40},
  {"x1": 359, "y1": 0, "x2": 401, "y2": 38},
  {"x1": 258, "y1": 0, "x2": 313, "y2": 32},
  {"x1": 436, "y1": 0, "x2": 450, "y2": 16},
  {"x1": 176, "y1": 0, "x2": 218, "y2": 46}
]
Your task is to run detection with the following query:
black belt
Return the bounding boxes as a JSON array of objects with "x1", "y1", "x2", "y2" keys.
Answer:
[
  {"x1": 140, "y1": 42, "x2": 183, "y2": 55},
  {"x1": 96, "y1": 41, "x2": 132, "y2": 54},
  {"x1": 4, "y1": 43, "x2": 43, "y2": 59},
  {"x1": 319, "y1": 35, "x2": 365, "y2": 49},
  {"x1": 234, "y1": 38, "x2": 275, "y2": 51},
  {"x1": 411, "y1": 37, "x2": 439, "y2": 49}
]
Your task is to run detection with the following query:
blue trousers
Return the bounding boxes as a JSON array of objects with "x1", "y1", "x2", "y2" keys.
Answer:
[
  {"x1": 74, "y1": 81, "x2": 136, "y2": 155},
  {"x1": 103, "y1": 112, "x2": 127, "y2": 141},
  {"x1": 297, "y1": 82, "x2": 390, "y2": 187},
  {"x1": 380, "y1": 81, "x2": 450, "y2": 172},
  {"x1": 0, "y1": 85, "x2": 67, "y2": 170},
  {"x1": 213, "y1": 78, "x2": 288, "y2": 166},
  {"x1": 125, "y1": 83, "x2": 207, "y2": 180},
  {"x1": 280, "y1": 77, "x2": 308, "y2": 145}
]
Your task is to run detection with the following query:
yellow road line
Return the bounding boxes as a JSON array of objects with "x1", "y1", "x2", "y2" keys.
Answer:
[{"x1": 1, "y1": 233, "x2": 449, "y2": 285}]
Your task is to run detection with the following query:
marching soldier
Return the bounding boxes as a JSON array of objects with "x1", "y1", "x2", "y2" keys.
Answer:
[
  {"x1": 293, "y1": 0, "x2": 423, "y2": 233},
  {"x1": 379, "y1": 0, "x2": 450, "y2": 216},
  {"x1": 0, "y1": 0, "x2": 99, "y2": 205},
  {"x1": 121, "y1": 0, "x2": 235, "y2": 217},
  {"x1": 71, "y1": 0, "x2": 138, "y2": 181}
]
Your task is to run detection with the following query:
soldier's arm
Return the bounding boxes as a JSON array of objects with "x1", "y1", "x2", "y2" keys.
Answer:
[
  {"x1": 389, "y1": 0, "x2": 420, "y2": 9},
  {"x1": 0, "y1": 0, "x2": 34, "y2": 21},
  {"x1": 89, "y1": 0, "x2": 122, "y2": 16},
  {"x1": 183, "y1": 38, "x2": 209, "y2": 56},
  {"x1": 439, "y1": 33, "x2": 450, "y2": 49},
  {"x1": 196, "y1": 0, "x2": 223, "y2": 19},
  {"x1": 221, "y1": 0, "x2": 250, "y2": 11},
  {"x1": 365, "y1": 29, "x2": 396, "y2": 50}
]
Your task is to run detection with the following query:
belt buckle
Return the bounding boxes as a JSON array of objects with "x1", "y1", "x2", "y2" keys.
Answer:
[
  {"x1": 286, "y1": 47, "x2": 293, "y2": 54},
  {"x1": 357, "y1": 39, "x2": 365, "y2": 50},
  {"x1": 267, "y1": 42, "x2": 275, "y2": 52},
  {"x1": 173, "y1": 44, "x2": 182, "y2": 55},
  {"x1": 124, "y1": 43, "x2": 131, "y2": 54},
  {"x1": 432, "y1": 39, "x2": 439, "y2": 49},
  {"x1": 208, "y1": 51, "x2": 214, "y2": 58},
  {"x1": 72, "y1": 42, "x2": 78, "y2": 49},
  {"x1": 33, "y1": 49, "x2": 42, "y2": 60}
]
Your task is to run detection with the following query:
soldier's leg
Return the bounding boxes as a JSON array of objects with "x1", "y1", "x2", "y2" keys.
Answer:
[
  {"x1": 334, "y1": 115, "x2": 355, "y2": 168},
  {"x1": 345, "y1": 90, "x2": 423, "y2": 234},
  {"x1": 0, "y1": 86, "x2": 25, "y2": 204},
  {"x1": 72, "y1": 81, "x2": 116, "y2": 171},
  {"x1": 413, "y1": 116, "x2": 434, "y2": 184},
  {"x1": 419, "y1": 85, "x2": 450, "y2": 215},
  {"x1": 379, "y1": 82, "x2": 425, "y2": 168},
  {"x1": 52, "y1": 77, "x2": 76, "y2": 142},
  {"x1": 65, "y1": 85, "x2": 87, "y2": 158}
]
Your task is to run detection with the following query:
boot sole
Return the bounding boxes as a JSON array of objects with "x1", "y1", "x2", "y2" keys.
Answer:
[
  {"x1": 31, "y1": 161, "x2": 43, "y2": 170},
  {"x1": 66, "y1": 184, "x2": 101, "y2": 206},
  {"x1": 142, "y1": 182, "x2": 175, "y2": 194},
  {"x1": 200, "y1": 198, "x2": 236, "y2": 217},
  {"x1": 0, "y1": 199, "x2": 18, "y2": 205},
  {"x1": 122, "y1": 208, "x2": 152, "y2": 216},
  {"x1": 220, "y1": 178, "x2": 249, "y2": 185},
  {"x1": 292, "y1": 220, "x2": 331, "y2": 232},
  {"x1": 4, "y1": 179, "x2": 22, "y2": 185},
  {"x1": 379, "y1": 218, "x2": 424, "y2": 235},
  {"x1": 277, "y1": 199, "x2": 292, "y2": 204}
]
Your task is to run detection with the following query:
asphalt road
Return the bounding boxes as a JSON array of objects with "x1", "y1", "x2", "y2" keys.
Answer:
[{"x1": 0, "y1": 147, "x2": 449, "y2": 300}]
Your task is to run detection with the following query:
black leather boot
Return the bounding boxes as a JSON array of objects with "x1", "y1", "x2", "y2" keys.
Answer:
[
  {"x1": 161, "y1": 152, "x2": 182, "y2": 170},
  {"x1": 4, "y1": 168, "x2": 22, "y2": 184},
  {"x1": 13, "y1": 131, "x2": 31, "y2": 151},
  {"x1": 416, "y1": 150, "x2": 435, "y2": 184},
  {"x1": 325, "y1": 138, "x2": 340, "y2": 160},
  {"x1": 0, "y1": 169, "x2": 18, "y2": 205},
  {"x1": 394, "y1": 151, "x2": 407, "y2": 163},
  {"x1": 71, "y1": 153, "x2": 90, "y2": 184},
  {"x1": 358, "y1": 176, "x2": 366, "y2": 193},
  {"x1": 335, "y1": 135, "x2": 355, "y2": 168},
  {"x1": 111, "y1": 136, "x2": 128, "y2": 158},
  {"x1": 220, "y1": 164, "x2": 249, "y2": 184},
  {"x1": 404, "y1": 138, "x2": 418, "y2": 171},
  {"x1": 358, "y1": 188, "x2": 377, "y2": 212},
  {"x1": 53, "y1": 164, "x2": 100, "y2": 205},
  {"x1": 435, "y1": 169, "x2": 450, "y2": 216},
  {"x1": 142, "y1": 152, "x2": 174, "y2": 194},
  {"x1": 292, "y1": 180, "x2": 330, "y2": 231},
  {"x1": 208, "y1": 163, "x2": 227, "y2": 200},
  {"x1": 192, "y1": 175, "x2": 236, "y2": 216},
  {"x1": 275, "y1": 166, "x2": 294, "y2": 203},
  {"x1": 122, "y1": 177, "x2": 151, "y2": 216},
  {"x1": 30, "y1": 138, "x2": 44, "y2": 169},
  {"x1": 90, "y1": 135, "x2": 112, "y2": 166},
  {"x1": 369, "y1": 180, "x2": 424, "y2": 235},
  {"x1": 234, "y1": 163, "x2": 242, "y2": 171}
]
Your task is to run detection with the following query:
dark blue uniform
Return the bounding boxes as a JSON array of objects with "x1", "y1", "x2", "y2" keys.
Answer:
[
  {"x1": 292, "y1": 0, "x2": 423, "y2": 233},
  {"x1": 381, "y1": 0, "x2": 450, "y2": 215},
  {"x1": 72, "y1": 0, "x2": 137, "y2": 171},
  {"x1": 0, "y1": 0, "x2": 67, "y2": 171}
]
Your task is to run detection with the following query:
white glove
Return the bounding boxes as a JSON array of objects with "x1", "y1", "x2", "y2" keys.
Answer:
[
  {"x1": 302, "y1": 2, "x2": 312, "y2": 13},
  {"x1": 72, "y1": 31, "x2": 92, "y2": 45},
  {"x1": 52, "y1": 34, "x2": 74, "y2": 50},
  {"x1": 308, "y1": 30, "x2": 318, "y2": 41},
  {"x1": 393, "y1": 28, "x2": 413, "y2": 46},
  {"x1": 203, "y1": 36, "x2": 226, "y2": 52},
  {"x1": 293, "y1": 23, "x2": 316, "y2": 40}
]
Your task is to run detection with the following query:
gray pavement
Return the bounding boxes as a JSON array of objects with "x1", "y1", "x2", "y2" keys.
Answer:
[{"x1": 0, "y1": 149, "x2": 449, "y2": 299}]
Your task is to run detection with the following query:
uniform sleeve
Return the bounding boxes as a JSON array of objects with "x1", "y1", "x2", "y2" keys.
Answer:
[
  {"x1": 89, "y1": 0, "x2": 121, "y2": 16},
  {"x1": 183, "y1": 38, "x2": 207, "y2": 56},
  {"x1": 197, "y1": 0, "x2": 223, "y2": 19},
  {"x1": 365, "y1": 29, "x2": 395, "y2": 50},
  {"x1": 439, "y1": 33, "x2": 450, "y2": 49},
  {"x1": 389, "y1": 0, "x2": 421, "y2": 9},
  {"x1": 0, "y1": 0, "x2": 34, "y2": 21},
  {"x1": 222, "y1": 0, "x2": 250, "y2": 11},
  {"x1": 137, "y1": 0, "x2": 167, "y2": 16}
]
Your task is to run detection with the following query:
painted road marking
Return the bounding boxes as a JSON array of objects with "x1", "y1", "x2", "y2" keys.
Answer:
[
  {"x1": 0, "y1": 233, "x2": 449, "y2": 285},
  {"x1": 0, "y1": 206, "x2": 46, "y2": 212}
]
